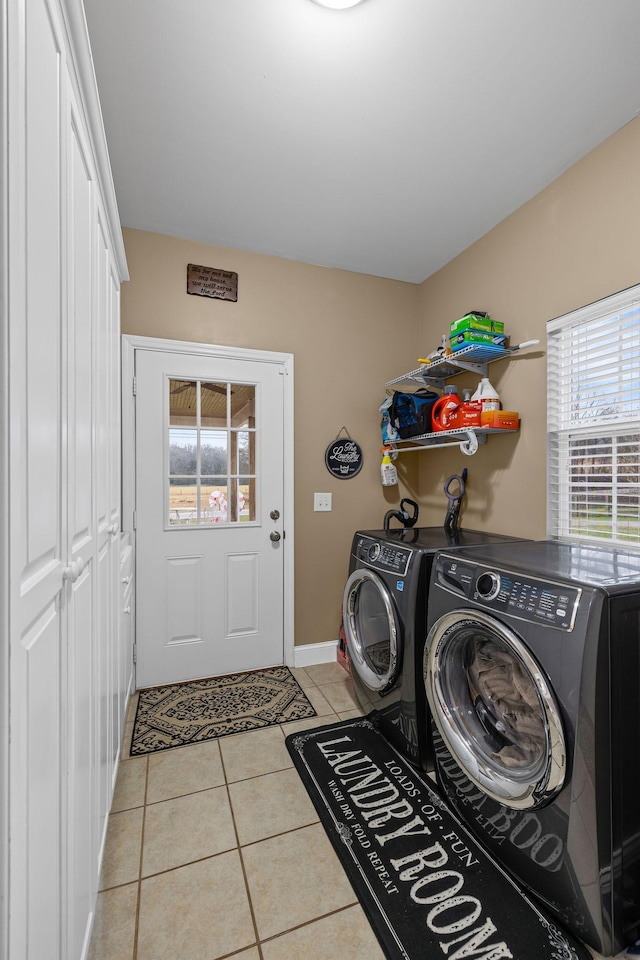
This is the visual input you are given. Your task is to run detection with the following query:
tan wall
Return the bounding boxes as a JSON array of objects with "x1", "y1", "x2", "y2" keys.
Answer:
[
  {"x1": 122, "y1": 119, "x2": 640, "y2": 652},
  {"x1": 416, "y1": 118, "x2": 640, "y2": 539},
  {"x1": 121, "y1": 229, "x2": 419, "y2": 648}
]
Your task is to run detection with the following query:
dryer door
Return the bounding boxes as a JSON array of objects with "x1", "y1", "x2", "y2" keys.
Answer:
[
  {"x1": 343, "y1": 568, "x2": 401, "y2": 693},
  {"x1": 424, "y1": 609, "x2": 566, "y2": 810}
]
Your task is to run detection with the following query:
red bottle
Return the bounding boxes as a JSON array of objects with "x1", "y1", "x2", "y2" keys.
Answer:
[{"x1": 431, "y1": 387, "x2": 461, "y2": 432}]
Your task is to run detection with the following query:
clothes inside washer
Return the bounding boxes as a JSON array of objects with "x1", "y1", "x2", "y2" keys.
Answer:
[
  {"x1": 366, "y1": 641, "x2": 391, "y2": 673},
  {"x1": 467, "y1": 641, "x2": 545, "y2": 769}
]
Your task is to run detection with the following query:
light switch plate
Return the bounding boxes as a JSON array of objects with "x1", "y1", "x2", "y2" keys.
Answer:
[{"x1": 314, "y1": 492, "x2": 332, "y2": 512}]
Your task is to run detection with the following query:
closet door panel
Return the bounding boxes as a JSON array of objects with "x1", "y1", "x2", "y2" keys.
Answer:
[
  {"x1": 22, "y1": 605, "x2": 63, "y2": 960},
  {"x1": 95, "y1": 222, "x2": 109, "y2": 538},
  {"x1": 95, "y1": 525, "x2": 112, "y2": 851},
  {"x1": 94, "y1": 213, "x2": 117, "y2": 839},
  {"x1": 66, "y1": 91, "x2": 97, "y2": 960},
  {"x1": 9, "y1": 1, "x2": 66, "y2": 957},
  {"x1": 24, "y1": 0, "x2": 63, "y2": 580},
  {"x1": 68, "y1": 116, "x2": 94, "y2": 563},
  {"x1": 108, "y1": 262, "x2": 126, "y2": 748},
  {"x1": 66, "y1": 565, "x2": 94, "y2": 958}
]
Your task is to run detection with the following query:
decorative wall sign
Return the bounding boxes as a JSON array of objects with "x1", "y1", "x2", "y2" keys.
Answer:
[
  {"x1": 325, "y1": 427, "x2": 363, "y2": 479},
  {"x1": 187, "y1": 263, "x2": 238, "y2": 302}
]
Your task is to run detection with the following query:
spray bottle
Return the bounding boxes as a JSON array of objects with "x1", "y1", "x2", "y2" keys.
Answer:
[
  {"x1": 380, "y1": 447, "x2": 398, "y2": 486},
  {"x1": 457, "y1": 388, "x2": 482, "y2": 427}
]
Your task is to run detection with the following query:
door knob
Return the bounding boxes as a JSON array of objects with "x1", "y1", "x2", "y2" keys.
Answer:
[
  {"x1": 270, "y1": 531, "x2": 281, "y2": 542},
  {"x1": 63, "y1": 559, "x2": 83, "y2": 583}
]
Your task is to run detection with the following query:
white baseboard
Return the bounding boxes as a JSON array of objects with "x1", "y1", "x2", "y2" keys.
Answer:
[{"x1": 293, "y1": 640, "x2": 338, "y2": 669}]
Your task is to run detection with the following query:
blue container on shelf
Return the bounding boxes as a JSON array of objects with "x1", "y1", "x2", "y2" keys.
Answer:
[{"x1": 450, "y1": 329, "x2": 508, "y2": 351}]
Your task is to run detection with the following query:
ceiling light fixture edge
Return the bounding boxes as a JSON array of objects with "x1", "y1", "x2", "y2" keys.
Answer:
[{"x1": 310, "y1": 0, "x2": 367, "y2": 9}]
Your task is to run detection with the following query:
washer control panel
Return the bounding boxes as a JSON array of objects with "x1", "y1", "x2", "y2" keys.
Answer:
[
  {"x1": 355, "y1": 536, "x2": 412, "y2": 577},
  {"x1": 436, "y1": 555, "x2": 581, "y2": 631}
]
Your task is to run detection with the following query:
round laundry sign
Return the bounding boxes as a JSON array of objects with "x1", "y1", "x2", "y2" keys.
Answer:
[{"x1": 325, "y1": 436, "x2": 363, "y2": 479}]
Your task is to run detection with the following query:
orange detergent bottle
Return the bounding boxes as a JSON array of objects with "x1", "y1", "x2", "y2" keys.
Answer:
[{"x1": 431, "y1": 386, "x2": 460, "y2": 432}]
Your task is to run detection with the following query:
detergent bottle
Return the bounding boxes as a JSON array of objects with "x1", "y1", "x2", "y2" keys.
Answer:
[
  {"x1": 456, "y1": 388, "x2": 482, "y2": 427},
  {"x1": 431, "y1": 386, "x2": 460, "y2": 432},
  {"x1": 380, "y1": 447, "x2": 398, "y2": 486},
  {"x1": 471, "y1": 377, "x2": 501, "y2": 412}
]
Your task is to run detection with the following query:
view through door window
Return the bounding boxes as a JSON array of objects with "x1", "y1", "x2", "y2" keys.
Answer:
[{"x1": 168, "y1": 378, "x2": 256, "y2": 526}]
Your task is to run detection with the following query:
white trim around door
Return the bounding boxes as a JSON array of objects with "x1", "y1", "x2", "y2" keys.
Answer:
[{"x1": 121, "y1": 335, "x2": 295, "y2": 680}]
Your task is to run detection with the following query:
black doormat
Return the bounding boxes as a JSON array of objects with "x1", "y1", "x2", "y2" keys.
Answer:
[
  {"x1": 130, "y1": 665, "x2": 316, "y2": 756},
  {"x1": 285, "y1": 717, "x2": 592, "y2": 960}
]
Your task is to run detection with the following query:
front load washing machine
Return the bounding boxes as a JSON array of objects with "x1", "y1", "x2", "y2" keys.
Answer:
[
  {"x1": 343, "y1": 526, "x2": 522, "y2": 772},
  {"x1": 423, "y1": 539, "x2": 640, "y2": 957}
]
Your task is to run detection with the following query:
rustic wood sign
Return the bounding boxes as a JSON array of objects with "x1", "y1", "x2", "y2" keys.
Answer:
[{"x1": 187, "y1": 263, "x2": 238, "y2": 302}]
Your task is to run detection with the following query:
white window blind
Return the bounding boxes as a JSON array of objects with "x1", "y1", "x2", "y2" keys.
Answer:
[{"x1": 547, "y1": 284, "x2": 640, "y2": 546}]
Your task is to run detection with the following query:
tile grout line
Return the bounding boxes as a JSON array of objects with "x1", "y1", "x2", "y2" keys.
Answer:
[
  {"x1": 219, "y1": 739, "x2": 266, "y2": 960},
  {"x1": 121, "y1": 817, "x2": 329, "y2": 886},
  {"x1": 222, "y1": 682, "x2": 355, "y2": 958},
  {"x1": 131, "y1": 743, "x2": 149, "y2": 960},
  {"x1": 223, "y1": 680, "x2": 338, "y2": 958},
  {"x1": 257, "y1": 901, "x2": 362, "y2": 949}
]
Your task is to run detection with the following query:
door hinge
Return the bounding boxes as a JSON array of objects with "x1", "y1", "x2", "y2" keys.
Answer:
[
  {"x1": 132, "y1": 643, "x2": 137, "y2": 663},
  {"x1": 133, "y1": 510, "x2": 137, "y2": 530},
  {"x1": 132, "y1": 376, "x2": 137, "y2": 396}
]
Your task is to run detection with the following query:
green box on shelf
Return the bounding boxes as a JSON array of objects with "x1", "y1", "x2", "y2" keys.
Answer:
[
  {"x1": 450, "y1": 313, "x2": 505, "y2": 336},
  {"x1": 450, "y1": 329, "x2": 509, "y2": 350}
]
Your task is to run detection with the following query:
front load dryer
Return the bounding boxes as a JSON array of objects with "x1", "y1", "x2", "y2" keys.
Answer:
[
  {"x1": 423, "y1": 539, "x2": 640, "y2": 957},
  {"x1": 343, "y1": 526, "x2": 522, "y2": 772}
]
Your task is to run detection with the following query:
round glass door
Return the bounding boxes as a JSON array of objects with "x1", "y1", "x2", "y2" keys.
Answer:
[
  {"x1": 343, "y1": 568, "x2": 400, "y2": 692},
  {"x1": 424, "y1": 609, "x2": 566, "y2": 809}
]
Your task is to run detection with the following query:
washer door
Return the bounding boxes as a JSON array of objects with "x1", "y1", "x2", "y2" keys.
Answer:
[
  {"x1": 424, "y1": 609, "x2": 566, "y2": 810},
  {"x1": 343, "y1": 568, "x2": 401, "y2": 693}
]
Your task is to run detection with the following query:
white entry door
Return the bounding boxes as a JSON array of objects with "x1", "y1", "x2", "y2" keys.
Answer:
[{"x1": 134, "y1": 345, "x2": 288, "y2": 688}]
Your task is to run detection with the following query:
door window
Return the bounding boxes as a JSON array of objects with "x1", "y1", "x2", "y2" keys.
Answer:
[{"x1": 168, "y1": 378, "x2": 256, "y2": 526}]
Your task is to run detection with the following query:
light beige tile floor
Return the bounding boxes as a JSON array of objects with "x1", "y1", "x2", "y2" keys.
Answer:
[
  {"x1": 88, "y1": 661, "x2": 616, "y2": 960},
  {"x1": 88, "y1": 662, "x2": 386, "y2": 960}
]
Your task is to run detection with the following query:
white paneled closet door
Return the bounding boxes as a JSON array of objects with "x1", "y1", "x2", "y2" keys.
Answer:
[
  {"x1": 94, "y1": 208, "x2": 123, "y2": 864},
  {"x1": 5, "y1": 0, "x2": 129, "y2": 957},
  {"x1": 66, "y1": 81, "x2": 98, "y2": 960},
  {"x1": 8, "y1": 2, "x2": 68, "y2": 957}
]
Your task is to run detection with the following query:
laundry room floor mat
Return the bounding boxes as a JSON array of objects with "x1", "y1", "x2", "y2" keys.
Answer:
[
  {"x1": 130, "y1": 665, "x2": 316, "y2": 755},
  {"x1": 285, "y1": 717, "x2": 592, "y2": 960}
]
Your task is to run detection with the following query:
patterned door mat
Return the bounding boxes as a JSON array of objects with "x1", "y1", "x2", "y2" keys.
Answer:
[
  {"x1": 286, "y1": 717, "x2": 592, "y2": 960},
  {"x1": 130, "y1": 665, "x2": 316, "y2": 755}
]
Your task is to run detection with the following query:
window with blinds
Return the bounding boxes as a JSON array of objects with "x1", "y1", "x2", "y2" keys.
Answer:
[{"x1": 547, "y1": 284, "x2": 640, "y2": 546}]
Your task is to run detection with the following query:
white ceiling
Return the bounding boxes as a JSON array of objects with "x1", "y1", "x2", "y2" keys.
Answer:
[{"x1": 83, "y1": 0, "x2": 640, "y2": 283}]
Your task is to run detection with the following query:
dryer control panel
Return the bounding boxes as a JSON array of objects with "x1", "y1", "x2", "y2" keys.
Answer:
[
  {"x1": 354, "y1": 536, "x2": 412, "y2": 577},
  {"x1": 436, "y1": 555, "x2": 581, "y2": 631}
]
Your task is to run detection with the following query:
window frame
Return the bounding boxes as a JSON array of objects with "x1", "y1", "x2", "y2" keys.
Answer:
[
  {"x1": 546, "y1": 283, "x2": 640, "y2": 547},
  {"x1": 165, "y1": 376, "x2": 258, "y2": 529}
]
